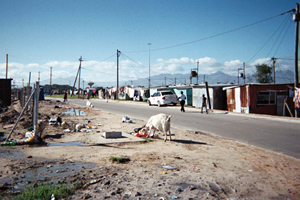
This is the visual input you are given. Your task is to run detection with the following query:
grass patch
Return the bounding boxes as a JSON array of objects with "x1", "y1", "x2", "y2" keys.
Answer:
[
  {"x1": 140, "y1": 137, "x2": 154, "y2": 143},
  {"x1": 11, "y1": 182, "x2": 82, "y2": 200},
  {"x1": 109, "y1": 156, "x2": 131, "y2": 163}
]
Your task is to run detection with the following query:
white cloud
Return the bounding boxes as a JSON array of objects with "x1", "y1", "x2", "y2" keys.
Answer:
[{"x1": 1, "y1": 56, "x2": 294, "y2": 87}]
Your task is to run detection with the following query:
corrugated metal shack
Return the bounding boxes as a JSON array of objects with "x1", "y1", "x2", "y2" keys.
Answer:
[
  {"x1": 223, "y1": 83, "x2": 296, "y2": 116},
  {"x1": 193, "y1": 84, "x2": 229, "y2": 110}
]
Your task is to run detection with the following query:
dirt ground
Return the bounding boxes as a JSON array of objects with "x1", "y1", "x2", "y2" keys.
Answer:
[{"x1": 0, "y1": 99, "x2": 300, "y2": 200}]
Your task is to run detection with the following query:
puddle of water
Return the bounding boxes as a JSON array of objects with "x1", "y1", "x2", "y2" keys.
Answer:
[
  {"x1": 1, "y1": 162, "x2": 96, "y2": 191},
  {"x1": 0, "y1": 149, "x2": 24, "y2": 160},
  {"x1": 47, "y1": 142, "x2": 86, "y2": 147},
  {"x1": 62, "y1": 108, "x2": 86, "y2": 116}
]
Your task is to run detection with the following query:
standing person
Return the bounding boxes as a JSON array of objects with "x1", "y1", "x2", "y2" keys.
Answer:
[
  {"x1": 63, "y1": 91, "x2": 68, "y2": 102},
  {"x1": 87, "y1": 92, "x2": 91, "y2": 101},
  {"x1": 105, "y1": 90, "x2": 109, "y2": 103},
  {"x1": 201, "y1": 94, "x2": 208, "y2": 114},
  {"x1": 179, "y1": 91, "x2": 186, "y2": 112}
]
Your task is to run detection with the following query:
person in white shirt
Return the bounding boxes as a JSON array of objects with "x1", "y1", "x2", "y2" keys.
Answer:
[{"x1": 179, "y1": 91, "x2": 186, "y2": 112}]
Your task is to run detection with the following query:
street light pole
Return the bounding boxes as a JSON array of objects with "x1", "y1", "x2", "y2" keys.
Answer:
[{"x1": 148, "y1": 43, "x2": 151, "y2": 90}]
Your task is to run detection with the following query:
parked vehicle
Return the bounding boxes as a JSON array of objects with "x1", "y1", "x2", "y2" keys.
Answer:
[{"x1": 147, "y1": 90, "x2": 178, "y2": 107}]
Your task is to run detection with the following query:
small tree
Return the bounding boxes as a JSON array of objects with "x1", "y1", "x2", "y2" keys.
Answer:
[{"x1": 254, "y1": 64, "x2": 273, "y2": 83}]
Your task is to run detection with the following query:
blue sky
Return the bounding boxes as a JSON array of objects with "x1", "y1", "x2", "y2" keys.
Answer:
[{"x1": 0, "y1": 0, "x2": 298, "y2": 87}]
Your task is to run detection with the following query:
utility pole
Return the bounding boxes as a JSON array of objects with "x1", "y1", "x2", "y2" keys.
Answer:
[
  {"x1": 38, "y1": 71, "x2": 40, "y2": 82},
  {"x1": 294, "y1": 3, "x2": 300, "y2": 88},
  {"x1": 165, "y1": 77, "x2": 166, "y2": 86},
  {"x1": 203, "y1": 75, "x2": 205, "y2": 83},
  {"x1": 50, "y1": 66, "x2": 52, "y2": 96},
  {"x1": 243, "y1": 62, "x2": 246, "y2": 84},
  {"x1": 71, "y1": 57, "x2": 82, "y2": 97},
  {"x1": 78, "y1": 56, "x2": 82, "y2": 98},
  {"x1": 5, "y1": 54, "x2": 8, "y2": 79},
  {"x1": 117, "y1": 49, "x2": 121, "y2": 99},
  {"x1": 148, "y1": 43, "x2": 151, "y2": 90},
  {"x1": 175, "y1": 78, "x2": 176, "y2": 86},
  {"x1": 197, "y1": 61, "x2": 199, "y2": 84},
  {"x1": 294, "y1": 3, "x2": 299, "y2": 117},
  {"x1": 271, "y1": 57, "x2": 277, "y2": 84}
]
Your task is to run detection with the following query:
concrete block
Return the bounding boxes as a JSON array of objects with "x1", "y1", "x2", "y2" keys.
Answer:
[{"x1": 103, "y1": 131, "x2": 122, "y2": 138}]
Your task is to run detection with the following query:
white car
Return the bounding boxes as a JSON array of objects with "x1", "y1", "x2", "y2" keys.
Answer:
[{"x1": 147, "y1": 90, "x2": 178, "y2": 107}]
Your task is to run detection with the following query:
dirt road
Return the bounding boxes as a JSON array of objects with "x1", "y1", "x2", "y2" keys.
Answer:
[{"x1": 0, "y1": 99, "x2": 299, "y2": 199}]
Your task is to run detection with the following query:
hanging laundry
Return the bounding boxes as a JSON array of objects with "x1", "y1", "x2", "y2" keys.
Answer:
[{"x1": 293, "y1": 87, "x2": 300, "y2": 108}]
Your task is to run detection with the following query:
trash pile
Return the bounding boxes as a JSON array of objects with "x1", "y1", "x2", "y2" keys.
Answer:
[
  {"x1": 63, "y1": 123, "x2": 98, "y2": 133},
  {"x1": 122, "y1": 115, "x2": 132, "y2": 123},
  {"x1": 131, "y1": 127, "x2": 148, "y2": 138}
]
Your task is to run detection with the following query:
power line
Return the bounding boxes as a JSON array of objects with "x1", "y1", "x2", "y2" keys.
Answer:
[
  {"x1": 125, "y1": 11, "x2": 292, "y2": 54},
  {"x1": 273, "y1": 20, "x2": 293, "y2": 57},
  {"x1": 267, "y1": 15, "x2": 291, "y2": 58},
  {"x1": 246, "y1": 15, "x2": 291, "y2": 63}
]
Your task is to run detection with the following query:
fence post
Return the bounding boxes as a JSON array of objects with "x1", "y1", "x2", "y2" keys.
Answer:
[{"x1": 33, "y1": 81, "x2": 40, "y2": 140}]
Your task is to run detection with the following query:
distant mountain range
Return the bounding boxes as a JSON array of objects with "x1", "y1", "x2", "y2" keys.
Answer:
[{"x1": 40, "y1": 70, "x2": 295, "y2": 88}]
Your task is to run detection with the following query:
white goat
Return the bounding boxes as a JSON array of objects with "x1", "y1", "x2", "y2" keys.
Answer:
[{"x1": 143, "y1": 113, "x2": 172, "y2": 142}]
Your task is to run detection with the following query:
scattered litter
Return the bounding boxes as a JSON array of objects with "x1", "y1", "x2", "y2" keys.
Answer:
[
  {"x1": 61, "y1": 121, "x2": 69, "y2": 128},
  {"x1": 162, "y1": 165, "x2": 177, "y2": 170},
  {"x1": 248, "y1": 169, "x2": 253, "y2": 172},
  {"x1": 134, "y1": 127, "x2": 143, "y2": 133},
  {"x1": 212, "y1": 162, "x2": 218, "y2": 168},
  {"x1": 122, "y1": 115, "x2": 133, "y2": 123},
  {"x1": 133, "y1": 132, "x2": 148, "y2": 138},
  {"x1": 63, "y1": 129, "x2": 71, "y2": 132},
  {"x1": 162, "y1": 171, "x2": 167, "y2": 174},
  {"x1": 25, "y1": 131, "x2": 35, "y2": 138},
  {"x1": 2, "y1": 141, "x2": 16, "y2": 146},
  {"x1": 24, "y1": 131, "x2": 35, "y2": 142},
  {"x1": 174, "y1": 156, "x2": 182, "y2": 159},
  {"x1": 171, "y1": 195, "x2": 178, "y2": 199},
  {"x1": 49, "y1": 116, "x2": 62, "y2": 126},
  {"x1": 51, "y1": 194, "x2": 55, "y2": 200},
  {"x1": 132, "y1": 129, "x2": 148, "y2": 137},
  {"x1": 75, "y1": 124, "x2": 84, "y2": 130},
  {"x1": 87, "y1": 125, "x2": 97, "y2": 129},
  {"x1": 3, "y1": 124, "x2": 14, "y2": 129}
]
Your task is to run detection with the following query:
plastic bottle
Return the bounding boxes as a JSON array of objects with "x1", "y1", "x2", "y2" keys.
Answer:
[
  {"x1": 3, "y1": 142, "x2": 9, "y2": 146},
  {"x1": 9, "y1": 141, "x2": 16, "y2": 146}
]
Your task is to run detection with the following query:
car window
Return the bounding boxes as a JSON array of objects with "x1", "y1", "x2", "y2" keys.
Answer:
[
  {"x1": 156, "y1": 92, "x2": 161, "y2": 96},
  {"x1": 161, "y1": 91, "x2": 174, "y2": 95}
]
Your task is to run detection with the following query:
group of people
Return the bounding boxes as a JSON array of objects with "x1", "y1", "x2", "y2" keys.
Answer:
[{"x1": 178, "y1": 91, "x2": 208, "y2": 114}]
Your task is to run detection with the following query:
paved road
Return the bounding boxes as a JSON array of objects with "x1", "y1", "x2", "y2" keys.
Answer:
[{"x1": 64, "y1": 98, "x2": 300, "y2": 159}]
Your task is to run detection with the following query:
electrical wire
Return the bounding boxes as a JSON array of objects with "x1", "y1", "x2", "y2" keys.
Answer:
[
  {"x1": 273, "y1": 20, "x2": 293, "y2": 57},
  {"x1": 125, "y1": 11, "x2": 292, "y2": 54},
  {"x1": 246, "y1": 15, "x2": 291, "y2": 64},
  {"x1": 120, "y1": 53, "x2": 148, "y2": 78},
  {"x1": 266, "y1": 15, "x2": 291, "y2": 58}
]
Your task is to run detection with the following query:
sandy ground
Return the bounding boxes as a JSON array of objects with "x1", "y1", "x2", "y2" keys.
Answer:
[{"x1": 0, "y1": 99, "x2": 300, "y2": 200}]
